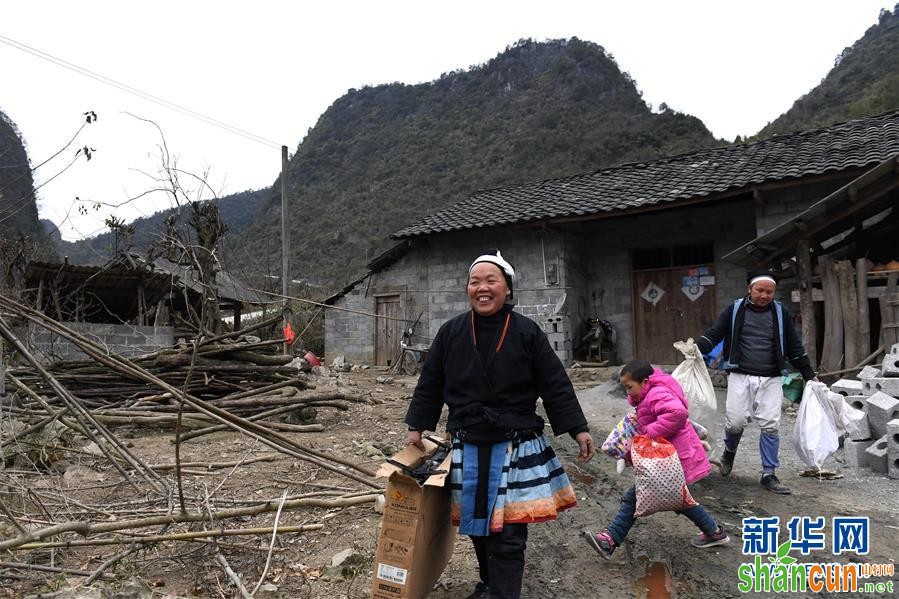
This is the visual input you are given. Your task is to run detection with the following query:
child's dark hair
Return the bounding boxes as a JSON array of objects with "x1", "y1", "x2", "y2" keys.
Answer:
[{"x1": 620, "y1": 359, "x2": 654, "y2": 382}]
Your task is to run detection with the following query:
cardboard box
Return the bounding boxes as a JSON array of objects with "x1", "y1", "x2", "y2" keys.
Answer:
[{"x1": 371, "y1": 438, "x2": 456, "y2": 599}]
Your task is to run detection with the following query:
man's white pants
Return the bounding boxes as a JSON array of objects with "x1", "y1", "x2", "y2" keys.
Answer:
[{"x1": 725, "y1": 373, "x2": 782, "y2": 435}]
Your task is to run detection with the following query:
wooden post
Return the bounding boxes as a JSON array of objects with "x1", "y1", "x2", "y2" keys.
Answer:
[
  {"x1": 796, "y1": 239, "x2": 817, "y2": 367},
  {"x1": 35, "y1": 277, "x2": 44, "y2": 313},
  {"x1": 281, "y1": 145, "x2": 290, "y2": 355},
  {"x1": 835, "y1": 260, "x2": 859, "y2": 369},
  {"x1": 138, "y1": 283, "x2": 147, "y2": 326},
  {"x1": 881, "y1": 273, "x2": 899, "y2": 349},
  {"x1": 819, "y1": 256, "x2": 844, "y2": 373},
  {"x1": 856, "y1": 258, "x2": 870, "y2": 357}
]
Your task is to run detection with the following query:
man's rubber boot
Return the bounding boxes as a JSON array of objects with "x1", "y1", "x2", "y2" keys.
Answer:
[{"x1": 719, "y1": 449, "x2": 736, "y2": 477}]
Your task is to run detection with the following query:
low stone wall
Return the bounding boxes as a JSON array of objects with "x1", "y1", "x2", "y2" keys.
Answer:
[{"x1": 26, "y1": 322, "x2": 175, "y2": 363}]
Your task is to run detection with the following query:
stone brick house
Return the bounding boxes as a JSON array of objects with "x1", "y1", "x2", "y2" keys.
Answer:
[{"x1": 325, "y1": 111, "x2": 899, "y2": 367}]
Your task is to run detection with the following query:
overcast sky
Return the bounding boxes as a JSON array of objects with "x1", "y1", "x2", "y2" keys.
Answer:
[{"x1": 2, "y1": 0, "x2": 894, "y2": 241}]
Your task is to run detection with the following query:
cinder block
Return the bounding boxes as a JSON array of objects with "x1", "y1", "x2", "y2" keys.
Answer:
[
  {"x1": 861, "y1": 378, "x2": 899, "y2": 397},
  {"x1": 831, "y1": 379, "x2": 863, "y2": 396},
  {"x1": 843, "y1": 438, "x2": 873, "y2": 470},
  {"x1": 845, "y1": 395, "x2": 868, "y2": 412},
  {"x1": 888, "y1": 419, "x2": 899, "y2": 452},
  {"x1": 882, "y1": 353, "x2": 899, "y2": 378},
  {"x1": 865, "y1": 435, "x2": 889, "y2": 474},
  {"x1": 889, "y1": 454, "x2": 899, "y2": 480},
  {"x1": 857, "y1": 365, "x2": 881, "y2": 380},
  {"x1": 889, "y1": 420, "x2": 899, "y2": 478},
  {"x1": 891, "y1": 343, "x2": 899, "y2": 356},
  {"x1": 867, "y1": 392, "x2": 899, "y2": 438},
  {"x1": 848, "y1": 412, "x2": 871, "y2": 441}
]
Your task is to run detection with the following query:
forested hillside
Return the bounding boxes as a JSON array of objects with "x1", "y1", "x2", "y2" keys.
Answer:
[
  {"x1": 57, "y1": 188, "x2": 270, "y2": 265},
  {"x1": 234, "y1": 38, "x2": 722, "y2": 285},
  {"x1": 758, "y1": 6, "x2": 899, "y2": 137},
  {"x1": 0, "y1": 109, "x2": 42, "y2": 239}
]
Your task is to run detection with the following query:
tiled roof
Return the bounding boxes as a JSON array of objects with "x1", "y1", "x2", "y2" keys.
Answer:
[{"x1": 392, "y1": 110, "x2": 899, "y2": 239}]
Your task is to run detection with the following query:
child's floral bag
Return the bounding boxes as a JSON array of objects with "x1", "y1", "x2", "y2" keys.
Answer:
[
  {"x1": 601, "y1": 411, "x2": 638, "y2": 459},
  {"x1": 631, "y1": 434, "x2": 698, "y2": 517}
]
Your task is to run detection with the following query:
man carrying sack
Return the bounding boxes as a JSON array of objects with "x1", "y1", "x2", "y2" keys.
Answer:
[{"x1": 694, "y1": 271, "x2": 816, "y2": 495}]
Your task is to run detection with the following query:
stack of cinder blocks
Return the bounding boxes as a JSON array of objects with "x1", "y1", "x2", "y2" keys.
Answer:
[{"x1": 841, "y1": 343, "x2": 899, "y2": 479}]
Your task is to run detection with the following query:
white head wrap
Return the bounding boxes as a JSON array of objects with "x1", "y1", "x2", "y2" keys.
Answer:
[
  {"x1": 749, "y1": 275, "x2": 777, "y2": 287},
  {"x1": 469, "y1": 251, "x2": 516, "y2": 282}
]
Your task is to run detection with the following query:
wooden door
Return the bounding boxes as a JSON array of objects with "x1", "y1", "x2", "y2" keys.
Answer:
[
  {"x1": 633, "y1": 265, "x2": 717, "y2": 364},
  {"x1": 375, "y1": 295, "x2": 402, "y2": 366}
]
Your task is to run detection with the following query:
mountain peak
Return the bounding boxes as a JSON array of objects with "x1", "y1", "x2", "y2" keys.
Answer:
[{"x1": 233, "y1": 37, "x2": 721, "y2": 285}]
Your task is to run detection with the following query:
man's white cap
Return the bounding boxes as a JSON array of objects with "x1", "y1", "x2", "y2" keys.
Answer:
[{"x1": 749, "y1": 275, "x2": 777, "y2": 286}]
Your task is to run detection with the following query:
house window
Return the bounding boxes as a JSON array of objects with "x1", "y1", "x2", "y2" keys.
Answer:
[{"x1": 632, "y1": 243, "x2": 714, "y2": 270}]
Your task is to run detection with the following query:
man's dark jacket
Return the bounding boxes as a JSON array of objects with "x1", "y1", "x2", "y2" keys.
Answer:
[{"x1": 697, "y1": 298, "x2": 815, "y2": 381}]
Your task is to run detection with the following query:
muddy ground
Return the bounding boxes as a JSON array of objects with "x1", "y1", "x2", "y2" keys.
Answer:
[{"x1": 2, "y1": 367, "x2": 897, "y2": 598}]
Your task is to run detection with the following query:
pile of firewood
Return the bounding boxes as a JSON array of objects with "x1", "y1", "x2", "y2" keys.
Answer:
[
  {"x1": 0, "y1": 293, "x2": 383, "y2": 593},
  {"x1": 3, "y1": 312, "x2": 362, "y2": 442}
]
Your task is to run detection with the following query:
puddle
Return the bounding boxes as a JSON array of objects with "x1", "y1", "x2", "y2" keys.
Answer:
[
  {"x1": 634, "y1": 561, "x2": 672, "y2": 599},
  {"x1": 568, "y1": 466, "x2": 595, "y2": 486}
]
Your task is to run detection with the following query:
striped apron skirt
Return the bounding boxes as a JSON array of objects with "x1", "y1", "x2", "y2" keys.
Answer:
[{"x1": 449, "y1": 434, "x2": 578, "y2": 536}]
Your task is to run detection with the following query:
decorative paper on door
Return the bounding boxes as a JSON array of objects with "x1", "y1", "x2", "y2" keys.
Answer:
[
  {"x1": 681, "y1": 284, "x2": 705, "y2": 302},
  {"x1": 641, "y1": 282, "x2": 665, "y2": 306},
  {"x1": 699, "y1": 275, "x2": 716, "y2": 286}
]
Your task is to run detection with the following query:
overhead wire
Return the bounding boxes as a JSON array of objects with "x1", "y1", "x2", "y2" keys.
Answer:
[{"x1": 0, "y1": 33, "x2": 282, "y2": 149}]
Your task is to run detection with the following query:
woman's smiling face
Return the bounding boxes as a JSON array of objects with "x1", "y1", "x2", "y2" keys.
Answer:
[{"x1": 467, "y1": 262, "x2": 509, "y2": 316}]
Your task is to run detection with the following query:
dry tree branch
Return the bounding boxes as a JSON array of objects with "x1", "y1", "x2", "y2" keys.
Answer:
[
  {"x1": 0, "y1": 494, "x2": 378, "y2": 551},
  {"x1": 16, "y1": 523, "x2": 323, "y2": 550},
  {"x1": 250, "y1": 490, "x2": 287, "y2": 597},
  {"x1": 215, "y1": 552, "x2": 252, "y2": 599},
  {"x1": 0, "y1": 295, "x2": 379, "y2": 485},
  {"x1": 0, "y1": 561, "x2": 114, "y2": 580}
]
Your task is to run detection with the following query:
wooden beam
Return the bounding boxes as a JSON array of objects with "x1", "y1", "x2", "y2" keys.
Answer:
[
  {"x1": 753, "y1": 187, "x2": 765, "y2": 207},
  {"x1": 819, "y1": 256, "x2": 844, "y2": 373},
  {"x1": 835, "y1": 260, "x2": 859, "y2": 368},
  {"x1": 792, "y1": 285, "x2": 895, "y2": 303},
  {"x1": 796, "y1": 239, "x2": 817, "y2": 367},
  {"x1": 881, "y1": 273, "x2": 899, "y2": 349},
  {"x1": 857, "y1": 258, "x2": 870, "y2": 358}
]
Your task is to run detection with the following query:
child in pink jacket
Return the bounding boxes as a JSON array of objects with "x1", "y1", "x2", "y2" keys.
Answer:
[{"x1": 584, "y1": 359, "x2": 729, "y2": 559}]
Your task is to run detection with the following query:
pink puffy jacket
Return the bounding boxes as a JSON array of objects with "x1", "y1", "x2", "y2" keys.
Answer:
[{"x1": 628, "y1": 369, "x2": 711, "y2": 484}]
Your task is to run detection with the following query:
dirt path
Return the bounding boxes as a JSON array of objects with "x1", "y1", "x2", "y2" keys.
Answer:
[
  {"x1": 4, "y1": 369, "x2": 897, "y2": 598},
  {"x1": 432, "y1": 379, "x2": 899, "y2": 598}
]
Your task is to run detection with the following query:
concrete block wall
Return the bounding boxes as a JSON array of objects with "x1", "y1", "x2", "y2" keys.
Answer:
[
  {"x1": 325, "y1": 286, "x2": 375, "y2": 365},
  {"x1": 754, "y1": 178, "x2": 853, "y2": 237},
  {"x1": 325, "y1": 228, "x2": 575, "y2": 365},
  {"x1": 324, "y1": 248, "x2": 430, "y2": 366},
  {"x1": 751, "y1": 180, "x2": 852, "y2": 317},
  {"x1": 572, "y1": 199, "x2": 757, "y2": 362},
  {"x1": 326, "y1": 200, "x2": 760, "y2": 366},
  {"x1": 27, "y1": 322, "x2": 174, "y2": 363},
  {"x1": 425, "y1": 228, "x2": 572, "y2": 362}
]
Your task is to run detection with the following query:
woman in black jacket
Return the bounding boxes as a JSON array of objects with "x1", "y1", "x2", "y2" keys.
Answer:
[{"x1": 405, "y1": 250, "x2": 595, "y2": 599}]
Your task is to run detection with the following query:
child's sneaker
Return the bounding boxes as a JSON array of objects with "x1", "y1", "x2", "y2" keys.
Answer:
[
  {"x1": 691, "y1": 527, "x2": 730, "y2": 548},
  {"x1": 583, "y1": 529, "x2": 617, "y2": 560}
]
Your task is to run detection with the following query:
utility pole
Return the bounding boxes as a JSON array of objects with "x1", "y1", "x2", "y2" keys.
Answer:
[{"x1": 281, "y1": 145, "x2": 290, "y2": 355}]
